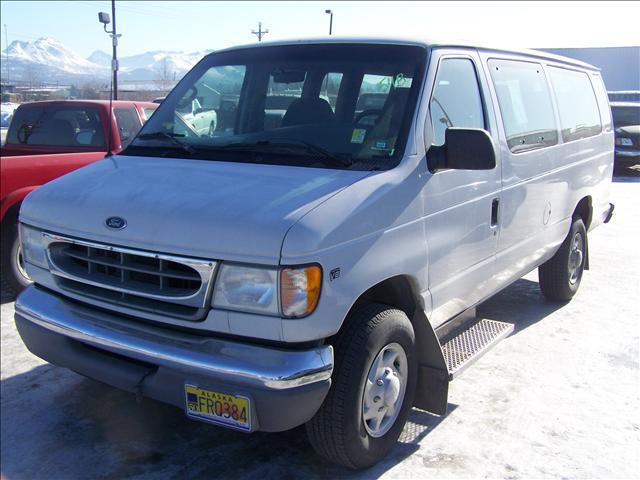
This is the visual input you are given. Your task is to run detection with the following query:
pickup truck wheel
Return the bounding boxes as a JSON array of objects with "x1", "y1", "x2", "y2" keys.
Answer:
[
  {"x1": 306, "y1": 303, "x2": 417, "y2": 469},
  {"x1": 1, "y1": 222, "x2": 32, "y2": 295},
  {"x1": 539, "y1": 217, "x2": 587, "y2": 301}
]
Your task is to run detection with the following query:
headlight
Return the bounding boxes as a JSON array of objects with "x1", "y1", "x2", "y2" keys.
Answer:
[
  {"x1": 616, "y1": 137, "x2": 633, "y2": 146},
  {"x1": 280, "y1": 265, "x2": 322, "y2": 318},
  {"x1": 211, "y1": 263, "x2": 322, "y2": 317},
  {"x1": 213, "y1": 264, "x2": 279, "y2": 315},
  {"x1": 19, "y1": 224, "x2": 47, "y2": 268}
]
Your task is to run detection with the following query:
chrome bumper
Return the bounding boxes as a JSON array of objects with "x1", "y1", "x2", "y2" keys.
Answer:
[{"x1": 15, "y1": 286, "x2": 333, "y2": 390}]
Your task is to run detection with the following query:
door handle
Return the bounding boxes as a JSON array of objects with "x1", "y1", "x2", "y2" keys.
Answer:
[{"x1": 490, "y1": 198, "x2": 499, "y2": 228}]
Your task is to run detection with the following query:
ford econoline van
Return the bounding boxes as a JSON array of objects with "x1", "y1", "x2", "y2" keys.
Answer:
[{"x1": 15, "y1": 38, "x2": 614, "y2": 468}]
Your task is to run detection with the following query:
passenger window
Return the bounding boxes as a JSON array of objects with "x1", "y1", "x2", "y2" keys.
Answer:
[
  {"x1": 548, "y1": 67, "x2": 602, "y2": 142},
  {"x1": 430, "y1": 59, "x2": 485, "y2": 146},
  {"x1": 113, "y1": 107, "x2": 142, "y2": 148},
  {"x1": 320, "y1": 72, "x2": 343, "y2": 111},
  {"x1": 489, "y1": 60, "x2": 558, "y2": 153}
]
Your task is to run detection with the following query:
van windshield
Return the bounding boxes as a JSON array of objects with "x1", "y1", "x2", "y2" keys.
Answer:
[{"x1": 125, "y1": 43, "x2": 426, "y2": 170}]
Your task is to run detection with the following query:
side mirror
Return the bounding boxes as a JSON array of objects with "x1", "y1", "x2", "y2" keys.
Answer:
[{"x1": 428, "y1": 128, "x2": 496, "y2": 172}]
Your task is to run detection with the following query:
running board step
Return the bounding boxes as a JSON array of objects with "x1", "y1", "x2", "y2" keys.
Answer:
[{"x1": 441, "y1": 318, "x2": 514, "y2": 379}]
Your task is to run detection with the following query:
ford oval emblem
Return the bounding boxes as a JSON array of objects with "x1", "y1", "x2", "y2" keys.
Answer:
[{"x1": 105, "y1": 216, "x2": 127, "y2": 230}]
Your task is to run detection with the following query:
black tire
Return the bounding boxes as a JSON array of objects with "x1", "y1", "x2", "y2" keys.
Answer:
[
  {"x1": 1, "y1": 221, "x2": 31, "y2": 296},
  {"x1": 539, "y1": 217, "x2": 587, "y2": 301},
  {"x1": 306, "y1": 303, "x2": 417, "y2": 469}
]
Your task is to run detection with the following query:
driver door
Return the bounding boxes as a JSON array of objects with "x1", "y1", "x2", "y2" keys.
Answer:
[{"x1": 422, "y1": 49, "x2": 502, "y2": 327}]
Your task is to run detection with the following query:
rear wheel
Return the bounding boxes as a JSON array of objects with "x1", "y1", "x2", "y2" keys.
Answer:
[
  {"x1": 306, "y1": 303, "x2": 417, "y2": 469},
  {"x1": 1, "y1": 221, "x2": 32, "y2": 296},
  {"x1": 539, "y1": 217, "x2": 587, "y2": 301}
]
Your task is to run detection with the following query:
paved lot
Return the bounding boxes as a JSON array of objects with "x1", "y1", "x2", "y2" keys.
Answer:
[{"x1": 1, "y1": 172, "x2": 639, "y2": 479}]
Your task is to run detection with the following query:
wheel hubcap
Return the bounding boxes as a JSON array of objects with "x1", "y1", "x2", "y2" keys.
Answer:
[
  {"x1": 568, "y1": 232, "x2": 584, "y2": 285},
  {"x1": 362, "y1": 342, "x2": 408, "y2": 438}
]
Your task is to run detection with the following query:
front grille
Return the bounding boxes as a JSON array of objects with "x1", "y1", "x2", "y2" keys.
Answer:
[
  {"x1": 44, "y1": 234, "x2": 216, "y2": 321},
  {"x1": 52, "y1": 243, "x2": 202, "y2": 296}
]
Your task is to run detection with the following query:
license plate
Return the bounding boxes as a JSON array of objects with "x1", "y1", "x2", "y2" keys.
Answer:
[{"x1": 184, "y1": 384, "x2": 251, "y2": 431}]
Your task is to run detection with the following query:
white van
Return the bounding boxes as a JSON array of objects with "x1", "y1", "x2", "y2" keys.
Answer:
[{"x1": 15, "y1": 38, "x2": 614, "y2": 468}]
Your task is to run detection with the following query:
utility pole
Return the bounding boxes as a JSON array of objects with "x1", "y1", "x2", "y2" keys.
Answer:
[
  {"x1": 251, "y1": 22, "x2": 268, "y2": 42},
  {"x1": 3, "y1": 24, "x2": 9, "y2": 85}
]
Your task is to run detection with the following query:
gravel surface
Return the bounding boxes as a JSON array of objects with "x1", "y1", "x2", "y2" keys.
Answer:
[{"x1": 1, "y1": 174, "x2": 639, "y2": 479}]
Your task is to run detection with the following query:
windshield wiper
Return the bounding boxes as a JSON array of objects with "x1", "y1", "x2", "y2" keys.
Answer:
[
  {"x1": 218, "y1": 139, "x2": 353, "y2": 168},
  {"x1": 135, "y1": 131, "x2": 196, "y2": 156}
]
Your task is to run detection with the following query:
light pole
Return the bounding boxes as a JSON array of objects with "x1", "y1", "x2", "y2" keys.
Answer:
[
  {"x1": 98, "y1": 0, "x2": 120, "y2": 100},
  {"x1": 3, "y1": 24, "x2": 9, "y2": 85},
  {"x1": 325, "y1": 9, "x2": 333, "y2": 35}
]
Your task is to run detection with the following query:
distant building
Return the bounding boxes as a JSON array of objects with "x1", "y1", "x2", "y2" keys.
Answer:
[{"x1": 539, "y1": 46, "x2": 640, "y2": 92}]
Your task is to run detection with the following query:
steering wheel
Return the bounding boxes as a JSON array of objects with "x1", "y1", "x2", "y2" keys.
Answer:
[{"x1": 354, "y1": 109, "x2": 383, "y2": 125}]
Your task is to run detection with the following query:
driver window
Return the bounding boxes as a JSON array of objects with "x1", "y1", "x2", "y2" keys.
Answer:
[{"x1": 430, "y1": 58, "x2": 485, "y2": 146}]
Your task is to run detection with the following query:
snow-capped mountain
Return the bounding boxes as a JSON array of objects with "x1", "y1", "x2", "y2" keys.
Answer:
[
  {"x1": 87, "y1": 49, "x2": 112, "y2": 67},
  {"x1": 5, "y1": 37, "x2": 108, "y2": 76},
  {"x1": 2, "y1": 37, "x2": 211, "y2": 85}
]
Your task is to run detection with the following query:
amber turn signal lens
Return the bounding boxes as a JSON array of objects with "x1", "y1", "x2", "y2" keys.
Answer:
[{"x1": 280, "y1": 266, "x2": 322, "y2": 317}]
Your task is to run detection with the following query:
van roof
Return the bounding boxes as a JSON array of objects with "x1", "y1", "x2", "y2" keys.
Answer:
[{"x1": 213, "y1": 36, "x2": 599, "y2": 71}]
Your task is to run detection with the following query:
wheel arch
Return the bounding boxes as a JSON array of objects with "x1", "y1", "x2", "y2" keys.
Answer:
[
  {"x1": 337, "y1": 275, "x2": 449, "y2": 415},
  {"x1": 573, "y1": 196, "x2": 592, "y2": 269},
  {"x1": 574, "y1": 195, "x2": 593, "y2": 230}
]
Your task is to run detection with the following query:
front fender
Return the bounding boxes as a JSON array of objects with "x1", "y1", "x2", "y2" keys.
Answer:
[
  {"x1": 1, "y1": 186, "x2": 38, "y2": 222},
  {"x1": 280, "y1": 159, "x2": 429, "y2": 342}
]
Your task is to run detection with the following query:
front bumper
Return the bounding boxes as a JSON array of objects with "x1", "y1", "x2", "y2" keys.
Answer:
[
  {"x1": 15, "y1": 286, "x2": 333, "y2": 432},
  {"x1": 615, "y1": 148, "x2": 640, "y2": 165}
]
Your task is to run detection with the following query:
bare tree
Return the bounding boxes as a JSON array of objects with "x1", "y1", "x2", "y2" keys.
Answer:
[
  {"x1": 25, "y1": 64, "x2": 40, "y2": 90},
  {"x1": 155, "y1": 57, "x2": 175, "y2": 92}
]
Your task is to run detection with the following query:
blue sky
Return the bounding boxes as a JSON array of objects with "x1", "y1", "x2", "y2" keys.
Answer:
[{"x1": 1, "y1": 1, "x2": 638, "y2": 58}]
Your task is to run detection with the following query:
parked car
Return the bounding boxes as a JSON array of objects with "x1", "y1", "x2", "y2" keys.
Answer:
[
  {"x1": 176, "y1": 97, "x2": 217, "y2": 136},
  {"x1": 608, "y1": 90, "x2": 640, "y2": 103},
  {"x1": 610, "y1": 101, "x2": 640, "y2": 167},
  {"x1": 14, "y1": 38, "x2": 614, "y2": 469},
  {"x1": 0, "y1": 102, "x2": 19, "y2": 145},
  {"x1": 1, "y1": 99, "x2": 157, "y2": 292}
]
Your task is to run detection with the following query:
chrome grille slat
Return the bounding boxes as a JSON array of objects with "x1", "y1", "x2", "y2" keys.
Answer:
[
  {"x1": 42, "y1": 233, "x2": 217, "y2": 316},
  {"x1": 61, "y1": 247, "x2": 201, "y2": 281}
]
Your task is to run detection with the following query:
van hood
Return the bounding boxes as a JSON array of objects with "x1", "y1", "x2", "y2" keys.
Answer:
[{"x1": 20, "y1": 155, "x2": 370, "y2": 264}]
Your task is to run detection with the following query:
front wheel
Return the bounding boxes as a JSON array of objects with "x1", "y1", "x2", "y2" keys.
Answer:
[
  {"x1": 1, "y1": 222, "x2": 32, "y2": 296},
  {"x1": 306, "y1": 303, "x2": 417, "y2": 469},
  {"x1": 539, "y1": 217, "x2": 587, "y2": 301}
]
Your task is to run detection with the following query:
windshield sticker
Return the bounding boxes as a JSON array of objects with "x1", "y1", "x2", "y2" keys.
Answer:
[
  {"x1": 371, "y1": 140, "x2": 389, "y2": 151},
  {"x1": 351, "y1": 128, "x2": 366, "y2": 144}
]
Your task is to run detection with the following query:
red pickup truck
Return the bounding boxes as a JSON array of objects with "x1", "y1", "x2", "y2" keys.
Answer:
[{"x1": 1, "y1": 99, "x2": 157, "y2": 293}]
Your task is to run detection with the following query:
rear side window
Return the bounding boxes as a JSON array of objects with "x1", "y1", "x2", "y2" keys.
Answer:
[
  {"x1": 548, "y1": 67, "x2": 602, "y2": 142},
  {"x1": 489, "y1": 60, "x2": 558, "y2": 153},
  {"x1": 113, "y1": 107, "x2": 142, "y2": 148},
  {"x1": 430, "y1": 58, "x2": 485, "y2": 146},
  {"x1": 143, "y1": 107, "x2": 157, "y2": 121},
  {"x1": 7, "y1": 105, "x2": 105, "y2": 147}
]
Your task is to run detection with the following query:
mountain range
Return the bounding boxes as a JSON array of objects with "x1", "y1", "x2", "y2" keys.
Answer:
[{"x1": 1, "y1": 37, "x2": 211, "y2": 86}]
